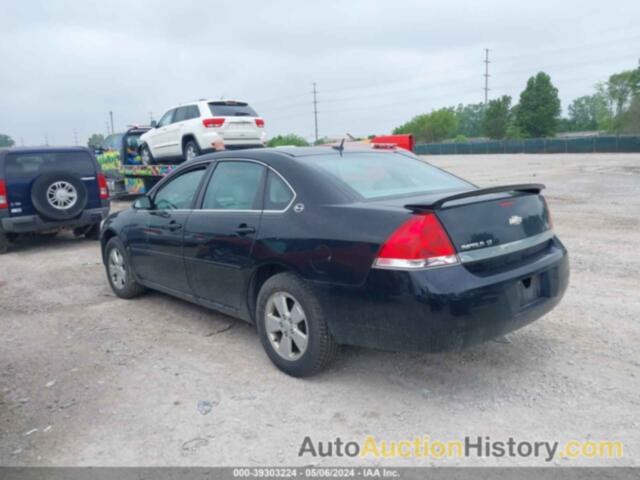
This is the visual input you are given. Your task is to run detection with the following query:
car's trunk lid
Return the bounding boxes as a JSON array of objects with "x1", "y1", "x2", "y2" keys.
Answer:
[
  {"x1": 401, "y1": 184, "x2": 552, "y2": 256},
  {"x1": 435, "y1": 193, "x2": 551, "y2": 254}
]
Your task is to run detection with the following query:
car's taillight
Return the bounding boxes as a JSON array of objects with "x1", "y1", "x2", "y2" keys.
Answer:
[
  {"x1": 374, "y1": 213, "x2": 458, "y2": 270},
  {"x1": 203, "y1": 118, "x2": 225, "y2": 128},
  {"x1": 255, "y1": 118, "x2": 265, "y2": 128},
  {"x1": 0, "y1": 179, "x2": 7, "y2": 209},
  {"x1": 97, "y1": 173, "x2": 109, "y2": 200}
]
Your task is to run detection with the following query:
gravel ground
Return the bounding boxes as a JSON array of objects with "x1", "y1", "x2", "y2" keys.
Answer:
[{"x1": 0, "y1": 153, "x2": 638, "y2": 467}]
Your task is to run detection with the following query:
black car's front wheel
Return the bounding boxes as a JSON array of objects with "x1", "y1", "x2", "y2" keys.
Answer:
[
  {"x1": 256, "y1": 272, "x2": 337, "y2": 377},
  {"x1": 104, "y1": 237, "x2": 146, "y2": 299}
]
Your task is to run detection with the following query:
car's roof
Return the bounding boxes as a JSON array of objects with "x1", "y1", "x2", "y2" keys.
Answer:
[
  {"x1": 189, "y1": 146, "x2": 414, "y2": 165},
  {"x1": 178, "y1": 99, "x2": 251, "y2": 106},
  {"x1": 1, "y1": 146, "x2": 92, "y2": 154},
  {"x1": 262, "y1": 145, "x2": 416, "y2": 159}
]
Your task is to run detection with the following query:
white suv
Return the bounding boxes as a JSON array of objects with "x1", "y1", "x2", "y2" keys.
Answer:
[{"x1": 139, "y1": 99, "x2": 267, "y2": 164}]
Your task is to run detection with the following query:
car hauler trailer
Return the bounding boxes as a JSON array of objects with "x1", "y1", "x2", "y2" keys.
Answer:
[{"x1": 96, "y1": 126, "x2": 180, "y2": 197}]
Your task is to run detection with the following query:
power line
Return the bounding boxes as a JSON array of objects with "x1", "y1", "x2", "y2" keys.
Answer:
[
  {"x1": 312, "y1": 82, "x2": 319, "y2": 142},
  {"x1": 109, "y1": 111, "x2": 114, "y2": 135},
  {"x1": 484, "y1": 48, "x2": 491, "y2": 104},
  {"x1": 261, "y1": 31, "x2": 640, "y2": 114},
  {"x1": 267, "y1": 51, "x2": 638, "y2": 121}
]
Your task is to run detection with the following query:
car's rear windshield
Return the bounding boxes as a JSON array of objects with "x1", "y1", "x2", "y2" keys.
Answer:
[
  {"x1": 208, "y1": 102, "x2": 258, "y2": 117},
  {"x1": 5, "y1": 151, "x2": 96, "y2": 178},
  {"x1": 307, "y1": 152, "x2": 471, "y2": 200}
]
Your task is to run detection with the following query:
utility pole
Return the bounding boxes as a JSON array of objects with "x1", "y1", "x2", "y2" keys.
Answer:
[
  {"x1": 312, "y1": 82, "x2": 319, "y2": 143},
  {"x1": 149, "y1": 112, "x2": 154, "y2": 124},
  {"x1": 44, "y1": 135, "x2": 49, "y2": 146},
  {"x1": 106, "y1": 121, "x2": 110, "y2": 136},
  {"x1": 483, "y1": 48, "x2": 491, "y2": 104},
  {"x1": 109, "y1": 111, "x2": 114, "y2": 135},
  {"x1": 73, "y1": 128, "x2": 78, "y2": 145}
]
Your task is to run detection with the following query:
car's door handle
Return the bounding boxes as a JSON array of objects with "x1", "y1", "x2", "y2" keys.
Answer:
[
  {"x1": 167, "y1": 221, "x2": 182, "y2": 232},
  {"x1": 235, "y1": 224, "x2": 256, "y2": 236}
]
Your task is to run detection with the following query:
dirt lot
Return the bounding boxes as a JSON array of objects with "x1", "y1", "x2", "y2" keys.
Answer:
[{"x1": 1, "y1": 153, "x2": 638, "y2": 467}]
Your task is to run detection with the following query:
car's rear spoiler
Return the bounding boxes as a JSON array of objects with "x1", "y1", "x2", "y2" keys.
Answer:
[{"x1": 405, "y1": 183, "x2": 545, "y2": 211}]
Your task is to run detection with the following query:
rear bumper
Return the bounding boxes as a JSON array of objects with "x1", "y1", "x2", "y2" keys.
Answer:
[
  {"x1": 0, "y1": 207, "x2": 110, "y2": 233},
  {"x1": 196, "y1": 131, "x2": 264, "y2": 150},
  {"x1": 316, "y1": 237, "x2": 569, "y2": 352}
]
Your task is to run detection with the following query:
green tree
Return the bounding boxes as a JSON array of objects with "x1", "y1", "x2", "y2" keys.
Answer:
[
  {"x1": 454, "y1": 103, "x2": 485, "y2": 138},
  {"x1": 515, "y1": 72, "x2": 561, "y2": 137},
  {"x1": 87, "y1": 133, "x2": 105, "y2": 149},
  {"x1": 313, "y1": 137, "x2": 333, "y2": 145},
  {"x1": 0, "y1": 134, "x2": 15, "y2": 147},
  {"x1": 267, "y1": 134, "x2": 309, "y2": 147},
  {"x1": 597, "y1": 67, "x2": 640, "y2": 132},
  {"x1": 621, "y1": 96, "x2": 640, "y2": 133},
  {"x1": 482, "y1": 95, "x2": 512, "y2": 139},
  {"x1": 565, "y1": 94, "x2": 607, "y2": 132},
  {"x1": 393, "y1": 107, "x2": 458, "y2": 143}
]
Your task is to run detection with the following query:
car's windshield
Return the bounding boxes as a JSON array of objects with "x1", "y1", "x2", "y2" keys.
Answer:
[{"x1": 307, "y1": 152, "x2": 471, "y2": 200}]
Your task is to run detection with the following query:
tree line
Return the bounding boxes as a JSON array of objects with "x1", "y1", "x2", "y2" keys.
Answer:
[{"x1": 394, "y1": 65, "x2": 640, "y2": 143}]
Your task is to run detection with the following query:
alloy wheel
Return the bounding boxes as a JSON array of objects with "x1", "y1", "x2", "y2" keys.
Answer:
[
  {"x1": 46, "y1": 181, "x2": 78, "y2": 210},
  {"x1": 141, "y1": 148, "x2": 151, "y2": 165},
  {"x1": 265, "y1": 292, "x2": 309, "y2": 361},
  {"x1": 185, "y1": 144, "x2": 197, "y2": 161},
  {"x1": 108, "y1": 248, "x2": 127, "y2": 290}
]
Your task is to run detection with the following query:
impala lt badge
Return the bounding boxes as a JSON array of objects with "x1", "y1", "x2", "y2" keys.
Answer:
[{"x1": 509, "y1": 215, "x2": 523, "y2": 226}]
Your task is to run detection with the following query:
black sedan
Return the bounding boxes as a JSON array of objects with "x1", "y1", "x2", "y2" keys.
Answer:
[{"x1": 100, "y1": 146, "x2": 569, "y2": 377}]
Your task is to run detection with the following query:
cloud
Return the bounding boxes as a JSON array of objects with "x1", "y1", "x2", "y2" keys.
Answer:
[{"x1": 1, "y1": 0, "x2": 639, "y2": 144}]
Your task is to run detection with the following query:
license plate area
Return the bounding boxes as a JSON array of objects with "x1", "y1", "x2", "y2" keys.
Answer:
[{"x1": 518, "y1": 274, "x2": 542, "y2": 307}]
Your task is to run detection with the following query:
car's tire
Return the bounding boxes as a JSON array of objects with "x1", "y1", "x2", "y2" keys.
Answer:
[
  {"x1": 183, "y1": 139, "x2": 200, "y2": 162},
  {"x1": 256, "y1": 272, "x2": 338, "y2": 377},
  {"x1": 140, "y1": 145, "x2": 155, "y2": 166},
  {"x1": 31, "y1": 171, "x2": 88, "y2": 221},
  {"x1": 104, "y1": 237, "x2": 146, "y2": 299}
]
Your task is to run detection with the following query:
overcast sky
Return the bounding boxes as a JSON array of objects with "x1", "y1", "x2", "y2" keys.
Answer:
[{"x1": 1, "y1": 0, "x2": 639, "y2": 146}]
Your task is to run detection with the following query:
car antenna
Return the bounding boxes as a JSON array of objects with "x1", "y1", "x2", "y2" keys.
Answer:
[{"x1": 332, "y1": 138, "x2": 345, "y2": 155}]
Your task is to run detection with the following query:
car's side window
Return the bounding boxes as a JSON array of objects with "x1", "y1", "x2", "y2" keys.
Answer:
[
  {"x1": 187, "y1": 105, "x2": 200, "y2": 120},
  {"x1": 154, "y1": 168, "x2": 206, "y2": 210},
  {"x1": 157, "y1": 109, "x2": 175, "y2": 128},
  {"x1": 264, "y1": 171, "x2": 294, "y2": 211},
  {"x1": 173, "y1": 107, "x2": 188, "y2": 123},
  {"x1": 201, "y1": 161, "x2": 265, "y2": 211}
]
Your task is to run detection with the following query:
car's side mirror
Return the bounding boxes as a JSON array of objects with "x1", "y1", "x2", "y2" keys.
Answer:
[
  {"x1": 150, "y1": 120, "x2": 157, "y2": 128},
  {"x1": 133, "y1": 196, "x2": 152, "y2": 210}
]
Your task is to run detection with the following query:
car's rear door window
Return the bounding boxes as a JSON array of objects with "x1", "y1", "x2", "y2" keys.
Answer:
[
  {"x1": 208, "y1": 102, "x2": 258, "y2": 117},
  {"x1": 6, "y1": 152, "x2": 96, "y2": 178},
  {"x1": 201, "y1": 161, "x2": 265, "y2": 210},
  {"x1": 153, "y1": 168, "x2": 206, "y2": 210},
  {"x1": 307, "y1": 152, "x2": 471, "y2": 200},
  {"x1": 187, "y1": 105, "x2": 200, "y2": 119}
]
